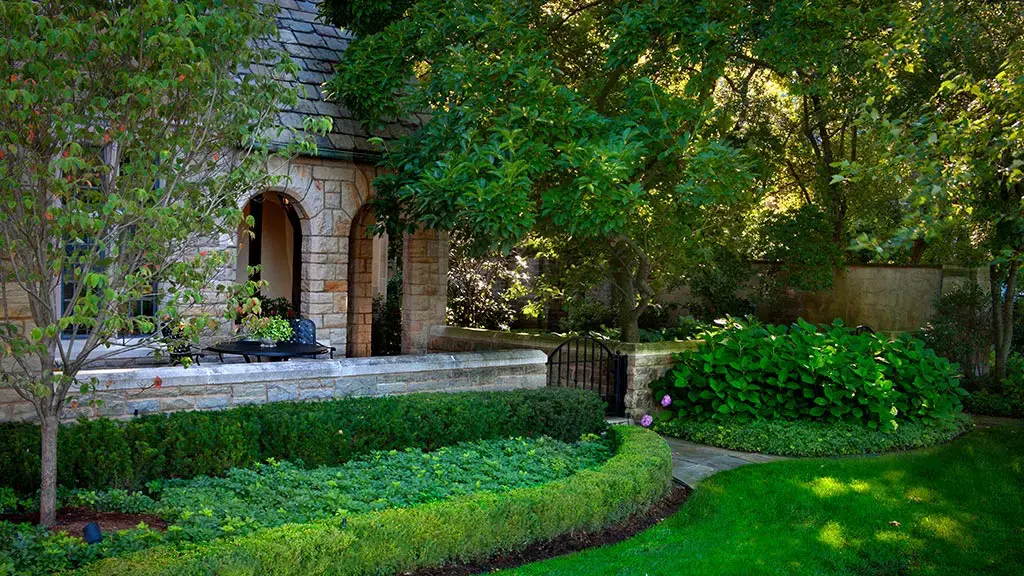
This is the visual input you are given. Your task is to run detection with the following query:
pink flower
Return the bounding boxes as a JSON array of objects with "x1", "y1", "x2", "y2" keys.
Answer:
[
  {"x1": 660, "y1": 394, "x2": 672, "y2": 408},
  {"x1": 640, "y1": 414, "x2": 653, "y2": 428}
]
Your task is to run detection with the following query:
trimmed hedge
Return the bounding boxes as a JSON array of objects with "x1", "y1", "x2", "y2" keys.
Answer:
[
  {"x1": 79, "y1": 426, "x2": 673, "y2": 576},
  {"x1": 0, "y1": 389, "x2": 607, "y2": 494},
  {"x1": 655, "y1": 413, "x2": 974, "y2": 457}
]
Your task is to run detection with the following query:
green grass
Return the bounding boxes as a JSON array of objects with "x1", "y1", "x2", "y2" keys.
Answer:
[{"x1": 497, "y1": 425, "x2": 1024, "y2": 576}]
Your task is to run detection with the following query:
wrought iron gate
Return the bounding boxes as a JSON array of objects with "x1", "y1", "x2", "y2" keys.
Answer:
[{"x1": 546, "y1": 335, "x2": 627, "y2": 416}]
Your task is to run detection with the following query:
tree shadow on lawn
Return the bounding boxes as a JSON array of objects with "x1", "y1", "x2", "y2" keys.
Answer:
[{"x1": 496, "y1": 426, "x2": 1024, "y2": 576}]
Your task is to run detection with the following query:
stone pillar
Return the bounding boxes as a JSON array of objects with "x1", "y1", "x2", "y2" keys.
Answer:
[
  {"x1": 346, "y1": 209, "x2": 375, "y2": 358},
  {"x1": 402, "y1": 228, "x2": 449, "y2": 354}
]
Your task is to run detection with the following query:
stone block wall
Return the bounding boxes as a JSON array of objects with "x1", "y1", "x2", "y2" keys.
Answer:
[{"x1": 0, "y1": 350, "x2": 547, "y2": 423}]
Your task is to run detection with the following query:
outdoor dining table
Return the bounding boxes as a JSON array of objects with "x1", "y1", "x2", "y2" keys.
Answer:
[{"x1": 206, "y1": 341, "x2": 333, "y2": 363}]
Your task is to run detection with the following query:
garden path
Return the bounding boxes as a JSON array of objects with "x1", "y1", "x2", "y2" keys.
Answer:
[{"x1": 662, "y1": 436, "x2": 786, "y2": 487}]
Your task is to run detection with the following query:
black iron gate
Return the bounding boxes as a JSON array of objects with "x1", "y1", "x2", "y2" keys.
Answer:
[{"x1": 546, "y1": 335, "x2": 627, "y2": 416}]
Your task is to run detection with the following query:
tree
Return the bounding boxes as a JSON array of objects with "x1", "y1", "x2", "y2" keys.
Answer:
[
  {"x1": 324, "y1": 0, "x2": 757, "y2": 341},
  {"x1": 855, "y1": 41, "x2": 1024, "y2": 380},
  {"x1": 0, "y1": 0, "x2": 323, "y2": 526}
]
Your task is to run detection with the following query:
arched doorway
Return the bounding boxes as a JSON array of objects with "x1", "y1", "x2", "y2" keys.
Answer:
[{"x1": 237, "y1": 192, "x2": 303, "y2": 309}]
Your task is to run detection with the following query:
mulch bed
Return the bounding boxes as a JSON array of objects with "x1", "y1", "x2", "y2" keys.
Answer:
[
  {"x1": 406, "y1": 484, "x2": 691, "y2": 576},
  {"x1": 0, "y1": 508, "x2": 169, "y2": 536}
]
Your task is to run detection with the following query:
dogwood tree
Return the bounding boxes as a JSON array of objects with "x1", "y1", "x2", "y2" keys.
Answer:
[{"x1": 0, "y1": 0, "x2": 325, "y2": 526}]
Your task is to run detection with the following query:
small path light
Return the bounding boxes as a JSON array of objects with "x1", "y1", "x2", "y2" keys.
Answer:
[{"x1": 83, "y1": 522, "x2": 102, "y2": 544}]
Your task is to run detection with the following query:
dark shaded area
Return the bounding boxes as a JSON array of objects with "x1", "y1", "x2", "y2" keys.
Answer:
[{"x1": 0, "y1": 508, "x2": 168, "y2": 535}]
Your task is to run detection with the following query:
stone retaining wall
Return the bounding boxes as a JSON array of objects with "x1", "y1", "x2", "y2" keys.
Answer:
[
  {"x1": 428, "y1": 326, "x2": 699, "y2": 420},
  {"x1": 0, "y1": 349, "x2": 546, "y2": 423}
]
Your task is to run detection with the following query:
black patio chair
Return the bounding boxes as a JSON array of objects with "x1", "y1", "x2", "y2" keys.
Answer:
[
  {"x1": 161, "y1": 325, "x2": 206, "y2": 365},
  {"x1": 287, "y1": 318, "x2": 336, "y2": 359}
]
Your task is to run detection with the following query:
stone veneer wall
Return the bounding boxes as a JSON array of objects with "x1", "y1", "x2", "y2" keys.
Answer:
[
  {"x1": 428, "y1": 326, "x2": 699, "y2": 420},
  {"x1": 0, "y1": 349, "x2": 546, "y2": 423}
]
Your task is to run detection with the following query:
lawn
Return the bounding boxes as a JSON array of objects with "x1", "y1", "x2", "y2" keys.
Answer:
[{"x1": 498, "y1": 424, "x2": 1024, "y2": 576}]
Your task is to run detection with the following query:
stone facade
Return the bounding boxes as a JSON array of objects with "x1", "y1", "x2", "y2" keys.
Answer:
[
  {"x1": 0, "y1": 350, "x2": 546, "y2": 423},
  {"x1": 428, "y1": 326, "x2": 699, "y2": 420}
]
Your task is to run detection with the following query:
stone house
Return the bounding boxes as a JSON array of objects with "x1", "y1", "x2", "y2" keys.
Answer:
[
  {"x1": 234, "y1": 0, "x2": 448, "y2": 358},
  {"x1": 1, "y1": 0, "x2": 447, "y2": 366}
]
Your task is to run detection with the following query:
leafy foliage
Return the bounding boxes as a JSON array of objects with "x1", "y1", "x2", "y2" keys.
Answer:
[
  {"x1": 240, "y1": 315, "x2": 293, "y2": 343},
  {"x1": 371, "y1": 275, "x2": 403, "y2": 356},
  {"x1": 651, "y1": 318, "x2": 965, "y2": 430},
  {"x1": 0, "y1": 0, "x2": 330, "y2": 524},
  {"x1": 963, "y1": 353, "x2": 1024, "y2": 418},
  {"x1": 324, "y1": 0, "x2": 759, "y2": 341},
  {"x1": 447, "y1": 234, "x2": 530, "y2": 331},
  {"x1": 2, "y1": 436, "x2": 611, "y2": 574},
  {"x1": 78, "y1": 426, "x2": 673, "y2": 576},
  {"x1": 0, "y1": 389, "x2": 608, "y2": 495},
  {"x1": 853, "y1": 38, "x2": 1024, "y2": 380},
  {"x1": 919, "y1": 282, "x2": 992, "y2": 379},
  {"x1": 656, "y1": 414, "x2": 973, "y2": 457},
  {"x1": 755, "y1": 205, "x2": 844, "y2": 293}
]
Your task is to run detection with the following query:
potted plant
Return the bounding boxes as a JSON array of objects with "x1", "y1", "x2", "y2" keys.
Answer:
[{"x1": 242, "y1": 315, "x2": 294, "y2": 347}]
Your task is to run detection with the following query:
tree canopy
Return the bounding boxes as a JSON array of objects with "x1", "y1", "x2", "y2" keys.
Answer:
[{"x1": 324, "y1": 0, "x2": 1022, "y2": 342}]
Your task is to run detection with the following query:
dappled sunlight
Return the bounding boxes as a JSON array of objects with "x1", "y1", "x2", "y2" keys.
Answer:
[
  {"x1": 882, "y1": 470, "x2": 907, "y2": 483},
  {"x1": 874, "y1": 529, "x2": 911, "y2": 545},
  {"x1": 905, "y1": 486, "x2": 937, "y2": 503},
  {"x1": 920, "y1": 515, "x2": 971, "y2": 547},
  {"x1": 818, "y1": 521, "x2": 847, "y2": 549},
  {"x1": 807, "y1": 476, "x2": 874, "y2": 498}
]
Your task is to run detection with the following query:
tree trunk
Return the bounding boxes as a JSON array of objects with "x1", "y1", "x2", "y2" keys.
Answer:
[
  {"x1": 39, "y1": 411, "x2": 59, "y2": 527},
  {"x1": 991, "y1": 261, "x2": 1019, "y2": 381},
  {"x1": 611, "y1": 262, "x2": 640, "y2": 343}
]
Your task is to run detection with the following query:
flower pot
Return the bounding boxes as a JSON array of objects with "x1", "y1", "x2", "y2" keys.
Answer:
[{"x1": 259, "y1": 337, "x2": 275, "y2": 348}]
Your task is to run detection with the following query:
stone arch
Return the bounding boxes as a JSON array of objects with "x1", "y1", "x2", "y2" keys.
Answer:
[
  {"x1": 346, "y1": 204, "x2": 377, "y2": 357},
  {"x1": 236, "y1": 189, "x2": 311, "y2": 314}
]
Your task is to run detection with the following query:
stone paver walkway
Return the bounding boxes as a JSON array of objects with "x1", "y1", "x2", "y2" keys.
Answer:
[{"x1": 663, "y1": 436, "x2": 785, "y2": 488}]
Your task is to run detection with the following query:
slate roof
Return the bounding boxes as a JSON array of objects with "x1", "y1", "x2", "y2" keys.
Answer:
[{"x1": 266, "y1": 0, "x2": 414, "y2": 158}]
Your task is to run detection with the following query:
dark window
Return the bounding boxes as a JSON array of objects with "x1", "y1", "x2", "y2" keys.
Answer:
[{"x1": 60, "y1": 239, "x2": 159, "y2": 337}]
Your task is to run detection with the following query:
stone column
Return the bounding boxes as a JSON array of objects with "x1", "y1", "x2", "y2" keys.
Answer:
[{"x1": 402, "y1": 228, "x2": 449, "y2": 354}]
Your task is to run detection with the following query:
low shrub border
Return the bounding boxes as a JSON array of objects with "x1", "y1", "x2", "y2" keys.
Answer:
[
  {"x1": 79, "y1": 426, "x2": 673, "y2": 576},
  {"x1": 964, "y1": 391, "x2": 1024, "y2": 418},
  {"x1": 0, "y1": 389, "x2": 607, "y2": 494},
  {"x1": 655, "y1": 414, "x2": 974, "y2": 457}
]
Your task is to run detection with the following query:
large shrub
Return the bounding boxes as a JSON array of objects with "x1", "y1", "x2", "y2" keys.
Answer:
[
  {"x1": 650, "y1": 318, "x2": 965, "y2": 430},
  {"x1": 919, "y1": 281, "x2": 992, "y2": 379},
  {"x1": 80, "y1": 427, "x2": 672, "y2": 576},
  {"x1": 0, "y1": 389, "x2": 607, "y2": 495}
]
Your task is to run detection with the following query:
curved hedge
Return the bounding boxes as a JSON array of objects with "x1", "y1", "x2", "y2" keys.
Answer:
[
  {"x1": 79, "y1": 426, "x2": 673, "y2": 576},
  {"x1": 0, "y1": 388, "x2": 607, "y2": 494}
]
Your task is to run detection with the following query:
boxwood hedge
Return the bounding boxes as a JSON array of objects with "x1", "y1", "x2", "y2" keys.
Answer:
[
  {"x1": 79, "y1": 426, "x2": 673, "y2": 576},
  {"x1": 0, "y1": 388, "x2": 607, "y2": 494}
]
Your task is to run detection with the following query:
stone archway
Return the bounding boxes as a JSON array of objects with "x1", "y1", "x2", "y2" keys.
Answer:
[
  {"x1": 346, "y1": 205, "x2": 377, "y2": 357},
  {"x1": 237, "y1": 191, "x2": 307, "y2": 311}
]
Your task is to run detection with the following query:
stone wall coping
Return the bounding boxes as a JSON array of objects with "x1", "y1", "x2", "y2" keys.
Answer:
[
  {"x1": 75, "y1": 349, "x2": 547, "y2": 392},
  {"x1": 430, "y1": 326, "x2": 566, "y2": 350},
  {"x1": 429, "y1": 325, "x2": 701, "y2": 356}
]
